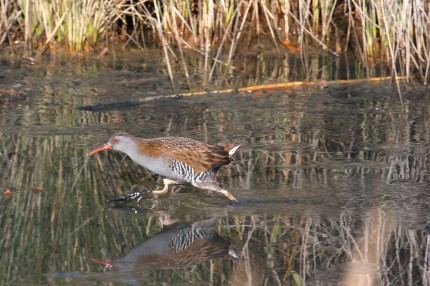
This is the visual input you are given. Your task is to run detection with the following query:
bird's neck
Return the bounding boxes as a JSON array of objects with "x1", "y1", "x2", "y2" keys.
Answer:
[{"x1": 122, "y1": 140, "x2": 165, "y2": 169}]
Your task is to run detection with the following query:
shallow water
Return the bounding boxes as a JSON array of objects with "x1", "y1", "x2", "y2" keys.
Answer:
[{"x1": 1, "y1": 50, "x2": 430, "y2": 285}]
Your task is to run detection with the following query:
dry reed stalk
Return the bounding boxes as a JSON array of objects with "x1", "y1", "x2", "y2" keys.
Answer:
[
  {"x1": 226, "y1": 1, "x2": 253, "y2": 67},
  {"x1": 117, "y1": 0, "x2": 147, "y2": 49},
  {"x1": 319, "y1": 0, "x2": 337, "y2": 43},
  {"x1": 286, "y1": 3, "x2": 337, "y2": 55},
  {"x1": 152, "y1": 0, "x2": 177, "y2": 93},
  {"x1": 0, "y1": 1, "x2": 22, "y2": 47},
  {"x1": 202, "y1": 0, "x2": 214, "y2": 53},
  {"x1": 209, "y1": 2, "x2": 244, "y2": 81},
  {"x1": 23, "y1": 0, "x2": 31, "y2": 56},
  {"x1": 405, "y1": 1, "x2": 430, "y2": 84},
  {"x1": 260, "y1": 0, "x2": 280, "y2": 52},
  {"x1": 166, "y1": 2, "x2": 192, "y2": 88}
]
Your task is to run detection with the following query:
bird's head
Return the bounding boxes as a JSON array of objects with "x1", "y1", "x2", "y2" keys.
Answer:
[{"x1": 86, "y1": 133, "x2": 135, "y2": 156}]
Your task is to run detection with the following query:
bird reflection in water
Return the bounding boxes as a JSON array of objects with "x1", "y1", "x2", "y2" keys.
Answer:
[{"x1": 90, "y1": 216, "x2": 239, "y2": 271}]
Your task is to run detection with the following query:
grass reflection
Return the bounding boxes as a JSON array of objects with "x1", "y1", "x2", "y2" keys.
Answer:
[
  {"x1": 1, "y1": 131, "x2": 429, "y2": 285},
  {"x1": 1, "y1": 81, "x2": 430, "y2": 285}
]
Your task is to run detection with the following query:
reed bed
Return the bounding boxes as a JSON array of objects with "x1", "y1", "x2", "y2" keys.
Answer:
[{"x1": 1, "y1": 0, "x2": 430, "y2": 85}]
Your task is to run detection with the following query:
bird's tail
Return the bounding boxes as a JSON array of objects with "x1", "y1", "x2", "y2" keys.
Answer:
[{"x1": 227, "y1": 145, "x2": 240, "y2": 156}]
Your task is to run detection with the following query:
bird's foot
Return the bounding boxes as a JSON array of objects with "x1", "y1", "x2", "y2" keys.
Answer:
[
  {"x1": 218, "y1": 189, "x2": 239, "y2": 204},
  {"x1": 229, "y1": 198, "x2": 240, "y2": 205}
]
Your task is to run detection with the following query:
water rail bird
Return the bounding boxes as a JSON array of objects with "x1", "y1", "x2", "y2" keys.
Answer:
[{"x1": 87, "y1": 132, "x2": 240, "y2": 203}]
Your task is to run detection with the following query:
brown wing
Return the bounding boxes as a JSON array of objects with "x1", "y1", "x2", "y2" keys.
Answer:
[{"x1": 138, "y1": 137, "x2": 234, "y2": 174}]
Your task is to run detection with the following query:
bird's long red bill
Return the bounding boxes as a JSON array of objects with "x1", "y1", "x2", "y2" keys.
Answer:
[
  {"x1": 88, "y1": 257, "x2": 113, "y2": 268},
  {"x1": 86, "y1": 143, "x2": 112, "y2": 156}
]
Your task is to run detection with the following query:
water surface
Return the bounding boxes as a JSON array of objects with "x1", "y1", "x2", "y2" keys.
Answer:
[{"x1": 0, "y1": 50, "x2": 429, "y2": 285}]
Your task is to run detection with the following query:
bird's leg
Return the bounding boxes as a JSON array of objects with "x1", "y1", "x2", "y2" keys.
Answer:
[
  {"x1": 109, "y1": 179, "x2": 178, "y2": 204},
  {"x1": 152, "y1": 178, "x2": 179, "y2": 195},
  {"x1": 192, "y1": 181, "x2": 239, "y2": 203}
]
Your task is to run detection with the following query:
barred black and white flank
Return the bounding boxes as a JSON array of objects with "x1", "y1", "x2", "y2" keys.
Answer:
[{"x1": 170, "y1": 159, "x2": 216, "y2": 184}]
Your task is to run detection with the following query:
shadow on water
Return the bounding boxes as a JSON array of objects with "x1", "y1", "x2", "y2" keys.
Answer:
[{"x1": 1, "y1": 50, "x2": 430, "y2": 285}]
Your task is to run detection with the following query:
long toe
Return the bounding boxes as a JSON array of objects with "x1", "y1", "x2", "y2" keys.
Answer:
[
  {"x1": 192, "y1": 181, "x2": 239, "y2": 203},
  {"x1": 229, "y1": 197, "x2": 239, "y2": 205},
  {"x1": 220, "y1": 189, "x2": 239, "y2": 203}
]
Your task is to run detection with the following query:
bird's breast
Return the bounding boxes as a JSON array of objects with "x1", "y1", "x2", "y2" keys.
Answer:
[{"x1": 129, "y1": 153, "x2": 179, "y2": 179}]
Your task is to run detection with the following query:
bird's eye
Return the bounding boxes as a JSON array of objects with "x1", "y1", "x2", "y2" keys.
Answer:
[{"x1": 113, "y1": 138, "x2": 119, "y2": 143}]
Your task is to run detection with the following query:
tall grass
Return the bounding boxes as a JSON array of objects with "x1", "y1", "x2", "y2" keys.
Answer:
[
  {"x1": 3, "y1": 0, "x2": 127, "y2": 54},
  {"x1": 1, "y1": 1, "x2": 429, "y2": 85}
]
